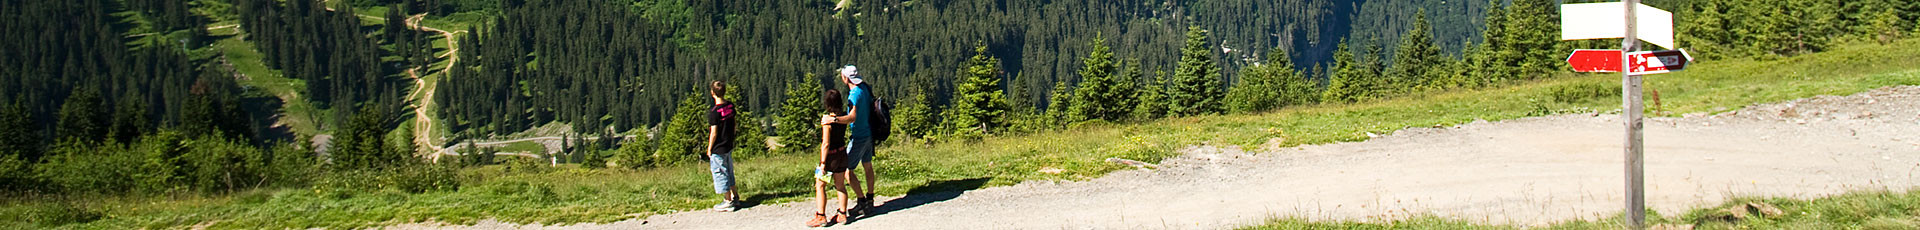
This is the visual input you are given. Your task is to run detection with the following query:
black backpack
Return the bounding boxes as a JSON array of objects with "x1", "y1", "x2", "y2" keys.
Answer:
[{"x1": 862, "y1": 84, "x2": 893, "y2": 143}]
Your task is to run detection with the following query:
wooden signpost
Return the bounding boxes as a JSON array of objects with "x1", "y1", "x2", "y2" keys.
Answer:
[{"x1": 1561, "y1": 1, "x2": 1689, "y2": 229}]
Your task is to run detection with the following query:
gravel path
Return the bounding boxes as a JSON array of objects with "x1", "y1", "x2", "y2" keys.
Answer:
[{"x1": 396, "y1": 86, "x2": 1920, "y2": 230}]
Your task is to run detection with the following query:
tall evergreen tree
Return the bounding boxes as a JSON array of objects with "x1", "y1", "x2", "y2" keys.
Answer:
[
  {"x1": 56, "y1": 88, "x2": 108, "y2": 143},
  {"x1": 775, "y1": 77, "x2": 823, "y2": 154},
  {"x1": 0, "y1": 102, "x2": 39, "y2": 162},
  {"x1": 940, "y1": 44, "x2": 1009, "y2": 139},
  {"x1": 1066, "y1": 35, "x2": 1133, "y2": 123},
  {"x1": 1503, "y1": 0, "x2": 1561, "y2": 79},
  {"x1": 653, "y1": 92, "x2": 707, "y2": 165},
  {"x1": 1322, "y1": 41, "x2": 1359, "y2": 103},
  {"x1": 1167, "y1": 26, "x2": 1226, "y2": 117},
  {"x1": 1386, "y1": 12, "x2": 1442, "y2": 93}
]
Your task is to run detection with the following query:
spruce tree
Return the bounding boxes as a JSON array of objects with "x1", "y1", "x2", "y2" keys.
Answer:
[
  {"x1": 1131, "y1": 70, "x2": 1169, "y2": 121},
  {"x1": 654, "y1": 92, "x2": 708, "y2": 166},
  {"x1": 1322, "y1": 41, "x2": 1359, "y2": 103},
  {"x1": 0, "y1": 102, "x2": 38, "y2": 162},
  {"x1": 56, "y1": 88, "x2": 107, "y2": 143},
  {"x1": 1387, "y1": 12, "x2": 1441, "y2": 93},
  {"x1": 776, "y1": 77, "x2": 823, "y2": 154},
  {"x1": 892, "y1": 89, "x2": 936, "y2": 140},
  {"x1": 1167, "y1": 26, "x2": 1225, "y2": 117},
  {"x1": 1044, "y1": 82, "x2": 1074, "y2": 127},
  {"x1": 1504, "y1": 0, "x2": 1561, "y2": 79},
  {"x1": 1067, "y1": 35, "x2": 1130, "y2": 122},
  {"x1": 940, "y1": 44, "x2": 1009, "y2": 139}
]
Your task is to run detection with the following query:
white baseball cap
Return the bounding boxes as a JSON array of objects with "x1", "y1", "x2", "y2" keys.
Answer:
[{"x1": 840, "y1": 65, "x2": 863, "y2": 85}]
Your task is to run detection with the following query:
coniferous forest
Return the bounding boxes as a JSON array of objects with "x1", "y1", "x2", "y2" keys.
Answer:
[{"x1": 1, "y1": 0, "x2": 1918, "y2": 228}]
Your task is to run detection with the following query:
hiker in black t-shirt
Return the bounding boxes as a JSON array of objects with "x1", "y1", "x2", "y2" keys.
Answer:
[{"x1": 706, "y1": 81, "x2": 740, "y2": 212}]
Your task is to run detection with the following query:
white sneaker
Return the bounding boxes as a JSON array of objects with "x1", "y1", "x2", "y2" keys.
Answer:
[{"x1": 712, "y1": 200, "x2": 735, "y2": 212}]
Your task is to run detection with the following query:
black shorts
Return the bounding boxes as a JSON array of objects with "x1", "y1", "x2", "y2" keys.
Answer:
[{"x1": 823, "y1": 147, "x2": 850, "y2": 173}]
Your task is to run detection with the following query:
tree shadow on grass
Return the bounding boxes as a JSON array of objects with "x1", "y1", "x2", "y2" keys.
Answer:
[{"x1": 870, "y1": 177, "x2": 992, "y2": 216}]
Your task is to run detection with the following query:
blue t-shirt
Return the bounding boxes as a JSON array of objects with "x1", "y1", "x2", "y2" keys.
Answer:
[{"x1": 847, "y1": 84, "x2": 874, "y2": 139}]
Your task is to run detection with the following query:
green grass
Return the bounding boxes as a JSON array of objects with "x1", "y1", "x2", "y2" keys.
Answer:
[
  {"x1": 1238, "y1": 189, "x2": 1920, "y2": 229},
  {"x1": 212, "y1": 34, "x2": 328, "y2": 136},
  {"x1": 12, "y1": 38, "x2": 1920, "y2": 229},
  {"x1": 493, "y1": 141, "x2": 548, "y2": 154}
]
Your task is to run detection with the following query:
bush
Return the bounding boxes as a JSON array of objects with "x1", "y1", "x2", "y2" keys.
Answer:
[
  {"x1": 383, "y1": 164, "x2": 460, "y2": 193},
  {"x1": 0, "y1": 154, "x2": 31, "y2": 190},
  {"x1": 183, "y1": 135, "x2": 270, "y2": 193},
  {"x1": 264, "y1": 143, "x2": 319, "y2": 187},
  {"x1": 35, "y1": 140, "x2": 140, "y2": 195},
  {"x1": 12, "y1": 202, "x2": 103, "y2": 227},
  {"x1": 610, "y1": 138, "x2": 652, "y2": 169},
  {"x1": 1546, "y1": 81, "x2": 1622, "y2": 104}
]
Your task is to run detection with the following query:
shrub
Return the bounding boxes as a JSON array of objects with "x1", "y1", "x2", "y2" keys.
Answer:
[
  {"x1": 264, "y1": 143, "x2": 319, "y2": 187},
  {"x1": 14, "y1": 202, "x2": 103, "y2": 227},
  {"x1": 1546, "y1": 81, "x2": 1621, "y2": 104},
  {"x1": 35, "y1": 140, "x2": 140, "y2": 195}
]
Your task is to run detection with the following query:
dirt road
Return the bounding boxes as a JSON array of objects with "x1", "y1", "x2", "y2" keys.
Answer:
[{"x1": 398, "y1": 86, "x2": 1920, "y2": 229}]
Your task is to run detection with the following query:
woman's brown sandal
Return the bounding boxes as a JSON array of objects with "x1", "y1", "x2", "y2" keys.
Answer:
[
  {"x1": 806, "y1": 212, "x2": 833, "y2": 228},
  {"x1": 835, "y1": 209, "x2": 853, "y2": 225}
]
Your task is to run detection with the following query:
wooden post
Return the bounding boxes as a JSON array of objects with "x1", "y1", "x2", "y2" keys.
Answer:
[{"x1": 1622, "y1": 0, "x2": 1647, "y2": 229}]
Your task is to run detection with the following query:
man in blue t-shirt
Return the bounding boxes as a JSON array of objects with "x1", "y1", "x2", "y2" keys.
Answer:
[{"x1": 820, "y1": 65, "x2": 878, "y2": 216}]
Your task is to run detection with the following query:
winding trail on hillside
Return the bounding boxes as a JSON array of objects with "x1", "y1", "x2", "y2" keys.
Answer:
[
  {"x1": 398, "y1": 13, "x2": 462, "y2": 161},
  {"x1": 394, "y1": 86, "x2": 1920, "y2": 229}
]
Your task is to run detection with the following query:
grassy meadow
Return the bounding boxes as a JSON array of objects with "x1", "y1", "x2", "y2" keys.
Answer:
[{"x1": 7, "y1": 36, "x2": 1920, "y2": 229}]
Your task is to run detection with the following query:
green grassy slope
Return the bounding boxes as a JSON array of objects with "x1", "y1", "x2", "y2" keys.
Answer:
[{"x1": 11, "y1": 37, "x2": 1920, "y2": 229}]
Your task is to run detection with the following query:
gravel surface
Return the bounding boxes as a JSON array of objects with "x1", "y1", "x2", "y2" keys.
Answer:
[{"x1": 392, "y1": 86, "x2": 1920, "y2": 230}]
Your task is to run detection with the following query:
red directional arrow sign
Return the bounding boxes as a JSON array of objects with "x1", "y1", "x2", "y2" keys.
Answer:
[
  {"x1": 1567, "y1": 49, "x2": 1624, "y2": 72},
  {"x1": 1565, "y1": 49, "x2": 1692, "y2": 75}
]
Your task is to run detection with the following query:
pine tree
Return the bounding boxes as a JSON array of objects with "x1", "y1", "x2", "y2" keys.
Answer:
[
  {"x1": 776, "y1": 77, "x2": 823, "y2": 154},
  {"x1": 1504, "y1": 0, "x2": 1561, "y2": 79},
  {"x1": 333, "y1": 105, "x2": 403, "y2": 170},
  {"x1": 1066, "y1": 35, "x2": 1131, "y2": 123},
  {"x1": 1131, "y1": 70, "x2": 1169, "y2": 121},
  {"x1": 1387, "y1": 12, "x2": 1442, "y2": 93},
  {"x1": 56, "y1": 88, "x2": 108, "y2": 143},
  {"x1": 940, "y1": 44, "x2": 1009, "y2": 139},
  {"x1": 1043, "y1": 81, "x2": 1074, "y2": 128},
  {"x1": 654, "y1": 92, "x2": 707, "y2": 165},
  {"x1": 891, "y1": 90, "x2": 936, "y2": 140},
  {"x1": 1475, "y1": 0, "x2": 1515, "y2": 85},
  {"x1": 1322, "y1": 41, "x2": 1359, "y2": 103},
  {"x1": 1870, "y1": 7, "x2": 1907, "y2": 44},
  {"x1": 1167, "y1": 26, "x2": 1226, "y2": 117},
  {"x1": 0, "y1": 102, "x2": 38, "y2": 162},
  {"x1": 108, "y1": 95, "x2": 150, "y2": 143}
]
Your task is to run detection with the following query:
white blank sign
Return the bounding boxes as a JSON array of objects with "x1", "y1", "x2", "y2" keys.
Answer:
[{"x1": 1560, "y1": 3, "x2": 1674, "y2": 49}]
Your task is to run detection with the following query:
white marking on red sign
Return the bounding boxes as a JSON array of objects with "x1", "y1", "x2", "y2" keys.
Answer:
[
  {"x1": 1565, "y1": 49, "x2": 1692, "y2": 75},
  {"x1": 1561, "y1": 3, "x2": 1674, "y2": 49},
  {"x1": 1626, "y1": 50, "x2": 1691, "y2": 75}
]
